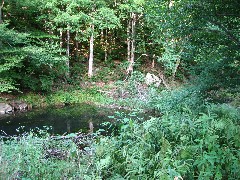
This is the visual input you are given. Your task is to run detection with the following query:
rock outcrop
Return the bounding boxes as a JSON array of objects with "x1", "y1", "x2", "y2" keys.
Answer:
[
  {"x1": 0, "y1": 103, "x2": 13, "y2": 114},
  {"x1": 10, "y1": 101, "x2": 28, "y2": 111},
  {"x1": 0, "y1": 101, "x2": 30, "y2": 115},
  {"x1": 145, "y1": 73, "x2": 162, "y2": 87}
]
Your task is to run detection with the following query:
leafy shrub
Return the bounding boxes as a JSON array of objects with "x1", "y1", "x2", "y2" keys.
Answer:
[
  {"x1": 1, "y1": 100, "x2": 239, "y2": 179},
  {"x1": 93, "y1": 104, "x2": 240, "y2": 179},
  {"x1": 0, "y1": 128, "x2": 93, "y2": 179},
  {"x1": 149, "y1": 86, "x2": 205, "y2": 115},
  {"x1": 0, "y1": 23, "x2": 68, "y2": 92},
  {"x1": 112, "y1": 71, "x2": 151, "y2": 108}
]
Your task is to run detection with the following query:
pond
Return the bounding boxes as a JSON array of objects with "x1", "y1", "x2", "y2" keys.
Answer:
[{"x1": 0, "y1": 103, "x2": 125, "y2": 136}]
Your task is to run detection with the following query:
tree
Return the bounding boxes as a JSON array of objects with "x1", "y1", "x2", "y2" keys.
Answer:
[
  {"x1": 118, "y1": 0, "x2": 145, "y2": 74},
  {"x1": 88, "y1": 6, "x2": 120, "y2": 77},
  {"x1": 0, "y1": 0, "x2": 4, "y2": 24},
  {"x1": 145, "y1": 0, "x2": 240, "y2": 87},
  {"x1": 88, "y1": 24, "x2": 94, "y2": 77},
  {"x1": 0, "y1": 21, "x2": 68, "y2": 92},
  {"x1": 37, "y1": 0, "x2": 121, "y2": 78},
  {"x1": 0, "y1": 23, "x2": 26, "y2": 92}
]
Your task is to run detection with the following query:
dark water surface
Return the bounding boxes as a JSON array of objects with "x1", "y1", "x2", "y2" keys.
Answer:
[{"x1": 0, "y1": 104, "x2": 119, "y2": 136}]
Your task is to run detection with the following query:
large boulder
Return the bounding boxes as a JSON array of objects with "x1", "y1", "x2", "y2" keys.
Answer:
[
  {"x1": 0, "y1": 103, "x2": 13, "y2": 114},
  {"x1": 10, "y1": 101, "x2": 28, "y2": 111},
  {"x1": 145, "y1": 73, "x2": 162, "y2": 87}
]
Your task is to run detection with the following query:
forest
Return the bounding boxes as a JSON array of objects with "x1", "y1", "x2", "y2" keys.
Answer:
[{"x1": 0, "y1": 0, "x2": 240, "y2": 179}]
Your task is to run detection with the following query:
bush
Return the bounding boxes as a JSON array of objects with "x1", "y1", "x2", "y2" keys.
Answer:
[
  {"x1": 0, "y1": 23, "x2": 68, "y2": 92},
  {"x1": 1, "y1": 97, "x2": 239, "y2": 179},
  {"x1": 0, "y1": 128, "x2": 93, "y2": 179},
  {"x1": 93, "y1": 104, "x2": 240, "y2": 179}
]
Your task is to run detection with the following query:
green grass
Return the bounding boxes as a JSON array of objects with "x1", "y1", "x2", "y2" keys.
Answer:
[
  {"x1": 18, "y1": 88, "x2": 114, "y2": 108},
  {"x1": 0, "y1": 129, "x2": 95, "y2": 179}
]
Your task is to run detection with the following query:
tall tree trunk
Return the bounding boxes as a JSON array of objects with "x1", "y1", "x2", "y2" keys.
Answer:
[
  {"x1": 88, "y1": 24, "x2": 94, "y2": 78},
  {"x1": 130, "y1": 12, "x2": 136, "y2": 67},
  {"x1": 152, "y1": 54, "x2": 156, "y2": 68},
  {"x1": 66, "y1": 27, "x2": 70, "y2": 77},
  {"x1": 75, "y1": 32, "x2": 79, "y2": 59},
  {"x1": 0, "y1": 0, "x2": 4, "y2": 48},
  {"x1": 172, "y1": 59, "x2": 180, "y2": 80},
  {"x1": 0, "y1": 0, "x2": 4, "y2": 24},
  {"x1": 127, "y1": 18, "x2": 131, "y2": 63},
  {"x1": 67, "y1": 120, "x2": 71, "y2": 133},
  {"x1": 0, "y1": 6, "x2": 1, "y2": 24},
  {"x1": 100, "y1": 29, "x2": 104, "y2": 44},
  {"x1": 104, "y1": 29, "x2": 108, "y2": 61},
  {"x1": 59, "y1": 30, "x2": 63, "y2": 54},
  {"x1": 127, "y1": 12, "x2": 136, "y2": 74}
]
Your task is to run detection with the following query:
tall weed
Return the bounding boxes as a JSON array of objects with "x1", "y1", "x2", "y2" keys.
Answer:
[
  {"x1": 0, "y1": 129, "x2": 93, "y2": 179},
  {"x1": 93, "y1": 104, "x2": 240, "y2": 179}
]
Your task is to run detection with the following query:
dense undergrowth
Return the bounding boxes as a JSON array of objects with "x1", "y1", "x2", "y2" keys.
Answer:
[
  {"x1": 94, "y1": 104, "x2": 240, "y2": 179},
  {"x1": 0, "y1": 128, "x2": 95, "y2": 179},
  {"x1": 1, "y1": 0, "x2": 239, "y2": 178},
  {"x1": 1, "y1": 75, "x2": 239, "y2": 179}
]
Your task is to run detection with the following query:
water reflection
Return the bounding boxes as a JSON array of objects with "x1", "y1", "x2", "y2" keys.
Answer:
[
  {"x1": 89, "y1": 121, "x2": 94, "y2": 133},
  {"x1": 67, "y1": 120, "x2": 71, "y2": 133},
  {"x1": 0, "y1": 104, "x2": 116, "y2": 136}
]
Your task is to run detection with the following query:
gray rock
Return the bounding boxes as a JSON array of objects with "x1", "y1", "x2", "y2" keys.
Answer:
[
  {"x1": 10, "y1": 101, "x2": 28, "y2": 111},
  {"x1": 145, "y1": 73, "x2": 162, "y2": 87},
  {"x1": 0, "y1": 103, "x2": 13, "y2": 114}
]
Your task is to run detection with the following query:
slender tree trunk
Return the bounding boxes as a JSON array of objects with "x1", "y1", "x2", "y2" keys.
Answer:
[
  {"x1": 0, "y1": 7, "x2": 1, "y2": 24},
  {"x1": 0, "y1": 0, "x2": 4, "y2": 48},
  {"x1": 104, "y1": 29, "x2": 108, "y2": 61},
  {"x1": 66, "y1": 29, "x2": 70, "y2": 57},
  {"x1": 75, "y1": 32, "x2": 79, "y2": 59},
  {"x1": 88, "y1": 24, "x2": 94, "y2": 78},
  {"x1": 60, "y1": 30, "x2": 63, "y2": 54},
  {"x1": 0, "y1": 0, "x2": 4, "y2": 24},
  {"x1": 67, "y1": 120, "x2": 71, "y2": 133},
  {"x1": 172, "y1": 59, "x2": 180, "y2": 80},
  {"x1": 127, "y1": 18, "x2": 131, "y2": 62},
  {"x1": 152, "y1": 54, "x2": 156, "y2": 68},
  {"x1": 100, "y1": 29, "x2": 104, "y2": 44},
  {"x1": 66, "y1": 27, "x2": 70, "y2": 77},
  {"x1": 89, "y1": 121, "x2": 94, "y2": 133},
  {"x1": 130, "y1": 12, "x2": 136, "y2": 66},
  {"x1": 109, "y1": 30, "x2": 112, "y2": 55},
  {"x1": 127, "y1": 12, "x2": 136, "y2": 74}
]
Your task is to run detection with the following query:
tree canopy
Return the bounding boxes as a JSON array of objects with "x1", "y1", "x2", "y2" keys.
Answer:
[
  {"x1": 0, "y1": 0, "x2": 239, "y2": 94},
  {"x1": 0, "y1": 1, "x2": 240, "y2": 179}
]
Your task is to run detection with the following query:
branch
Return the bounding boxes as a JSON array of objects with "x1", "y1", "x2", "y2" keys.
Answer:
[{"x1": 0, "y1": 0, "x2": 4, "y2": 8}]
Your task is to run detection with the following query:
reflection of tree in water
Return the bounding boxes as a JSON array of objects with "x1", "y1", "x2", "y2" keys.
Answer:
[
  {"x1": 0, "y1": 103, "x2": 121, "y2": 135},
  {"x1": 89, "y1": 121, "x2": 94, "y2": 133},
  {"x1": 51, "y1": 104, "x2": 99, "y2": 119},
  {"x1": 67, "y1": 120, "x2": 71, "y2": 133},
  {"x1": 65, "y1": 118, "x2": 94, "y2": 134}
]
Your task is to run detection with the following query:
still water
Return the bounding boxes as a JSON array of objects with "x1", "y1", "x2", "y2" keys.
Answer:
[{"x1": 0, "y1": 103, "x2": 119, "y2": 136}]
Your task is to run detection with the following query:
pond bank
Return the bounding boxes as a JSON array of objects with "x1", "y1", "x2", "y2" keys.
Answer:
[
  {"x1": 0, "y1": 86, "x2": 148, "y2": 114},
  {"x1": 0, "y1": 88, "x2": 111, "y2": 109},
  {"x1": 0, "y1": 87, "x2": 150, "y2": 136},
  {"x1": 0, "y1": 103, "x2": 122, "y2": 136}
]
